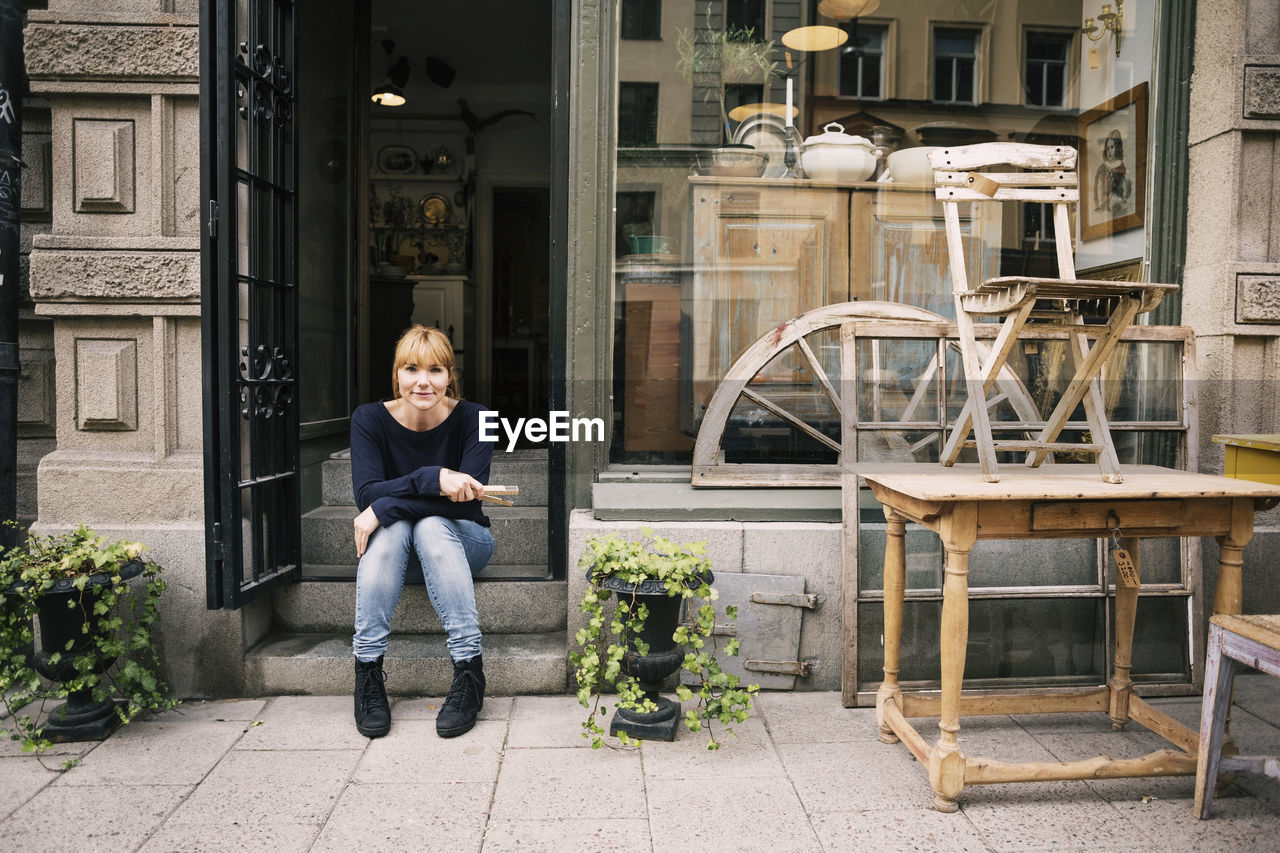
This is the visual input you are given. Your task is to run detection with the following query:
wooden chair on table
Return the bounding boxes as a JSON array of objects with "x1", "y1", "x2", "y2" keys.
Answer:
[
  {"x1": 930, "y1": 143, "x2": 1177, "y2": 483},
  {"x1": 1194, "y1": 614, "x2": 1280, "y2": 818}
]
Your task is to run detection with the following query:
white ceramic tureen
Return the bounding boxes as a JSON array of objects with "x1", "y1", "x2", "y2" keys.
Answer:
[{"x1": 800, "y1": 122, "x2": 880, "y2": 182}]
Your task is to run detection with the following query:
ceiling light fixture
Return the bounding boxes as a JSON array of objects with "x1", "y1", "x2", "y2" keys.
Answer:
[{"x1": 371, "y1": 40, "x2": 409, "y2": 107}]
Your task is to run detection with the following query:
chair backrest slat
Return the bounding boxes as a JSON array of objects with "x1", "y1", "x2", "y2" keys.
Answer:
[
  {"x1": 936, "y1": 187, "x2": 1079, "y2": 203},
  {"x1": 931, "y1": 142, "x2": 1081, "y2": 290},
  {"x1": 929, "y1": 143, "x2": 1077, "y2": 171},
  {"x1": 935, "y1": 171, "x2": 1077, "y2": 188}
]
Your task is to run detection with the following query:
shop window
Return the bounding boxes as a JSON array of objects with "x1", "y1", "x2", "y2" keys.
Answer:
[
  {"x1": 725, "y1": 0, "x2": 766, "y2": 40},
  {"x1": 607, "y1": 0, "x2": 1190, "y2": 696},
  {"x1": 618, "y1": 82, "x2": 659, "y2": 146},
  {"x1": 620, "y1": 0, "x2": 661, "y2": 40},
  {"x1": 933, "y1": 27, "x2": 979, "y2": 104},
  {"x1": 1025, "y1": 31, "x2": 1072, "y2": 108},
  {"x1": 839, "y1": 24, "x2": 887, "y2": 99}
]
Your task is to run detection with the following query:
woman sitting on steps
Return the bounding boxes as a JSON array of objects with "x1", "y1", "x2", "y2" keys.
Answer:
[{"x1": 348, "y1": 325, "x2": 495, "y2": 739}]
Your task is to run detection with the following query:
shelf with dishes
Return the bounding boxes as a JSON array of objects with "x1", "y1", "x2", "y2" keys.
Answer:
[{"x1": 369, "y1": 172, "x2": 469, "y2": 277}]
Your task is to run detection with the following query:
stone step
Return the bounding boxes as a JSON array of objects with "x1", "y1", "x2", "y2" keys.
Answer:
[
  {"x1": 302, "y1": 564, "x2": 552, "y2": 581},
  {"x1": 322, "y1": 449, "x2": 549, "y2": 507},
  {"x1": 244, "y1": 631, "x2": 567, "y2": 696},
  {"x1": 300, "y1": 505, "x2": 547, "y2": 567},
  {"x1": 273, "y1": 578, "x2": 566, "y2": 634}
]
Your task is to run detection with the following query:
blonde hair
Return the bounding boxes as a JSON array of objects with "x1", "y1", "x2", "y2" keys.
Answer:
[{"x1": 391, "y1": 325, "x2": 458, "y2": 398}]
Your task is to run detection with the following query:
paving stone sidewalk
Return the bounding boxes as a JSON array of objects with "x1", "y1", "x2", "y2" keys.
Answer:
[{"x1": 2, "y1": 676, "x2": 1278, "y2": 852}]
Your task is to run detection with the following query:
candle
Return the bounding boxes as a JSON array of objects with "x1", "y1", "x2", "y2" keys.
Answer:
[{"x1": 786, "y1": 77, "x2": 794, "y2": 128}]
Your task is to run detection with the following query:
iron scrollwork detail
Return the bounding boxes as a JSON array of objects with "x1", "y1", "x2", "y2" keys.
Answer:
[{"x1": 238, "y1": 344, "x2": 293, "y2": 420}]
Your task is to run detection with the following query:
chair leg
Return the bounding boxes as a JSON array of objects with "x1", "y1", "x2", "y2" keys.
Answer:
[
  {"x1": 953, "y1": 309, "x2": 999, "y2": 481},
  {"x1": 1026, "y1": 298, "x2": 1139, "y2": 472},
  {"x1": 1194, "y1": 623, "x2": 1238, "y2": 819},
  {"x1": 1069, "y1": 328, "x2": 1123, "y2": 483},
  {"x1": 940, "y1": 303, "x2": 1034, "y2": 469}
]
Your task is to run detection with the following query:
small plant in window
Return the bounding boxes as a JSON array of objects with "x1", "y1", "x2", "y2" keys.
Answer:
[{"x1": 676, "y1": 11, "x2": 780, "y2": 140}]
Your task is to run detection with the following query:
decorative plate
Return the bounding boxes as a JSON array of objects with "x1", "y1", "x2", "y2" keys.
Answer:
[
  {"x1": 732, "y1": 113, "x2": 790, "y2": 178},
  {"x1": 420, "y1": 192, "x2": 452, "y2": 225},
  {"x1": 376, "y1": 145, "x2": 417, "y2": 174}
]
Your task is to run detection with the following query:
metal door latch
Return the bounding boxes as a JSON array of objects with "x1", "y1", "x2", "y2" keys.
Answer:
[
  {"x1": 745, "y1": 659, "x2": 812, "y2": 677},
  {"x1": 750, "y1": 591, "x2": 820, "y2": 610}
]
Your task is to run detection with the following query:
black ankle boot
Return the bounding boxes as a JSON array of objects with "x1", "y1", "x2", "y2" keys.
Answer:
[
  {"x1": 354, "y1": 656, "x2": 391, "y2": 738},
  {"x1": 436, "y1": 654, "x2": 484, "y2": 738}
]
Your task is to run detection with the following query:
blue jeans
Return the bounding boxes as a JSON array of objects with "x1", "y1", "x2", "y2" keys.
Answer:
[{"x1": 352, "y1": 517, "x2": 494, "y2": 663}]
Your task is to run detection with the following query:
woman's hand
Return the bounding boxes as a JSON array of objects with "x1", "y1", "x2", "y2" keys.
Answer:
[
  {"x1": 439, "y1": 467, "x2": 485, "y2": 503},
  {"x1": 353, "y1": 506, "x2": 380, "y2": 559}
]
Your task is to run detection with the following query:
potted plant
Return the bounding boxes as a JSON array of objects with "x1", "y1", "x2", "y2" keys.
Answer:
[
  {"x1": 676, "y1": 11, "x2": 780, "y2": 145},
  {"x1": 0, "y1": 524, "x2": 178, "y2": 754},
  {"x1": 572, "y1": 529, "x2": 758, "y2": 750}
]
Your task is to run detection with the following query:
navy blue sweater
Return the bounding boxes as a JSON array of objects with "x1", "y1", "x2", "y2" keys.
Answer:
[{"x1": 350, "y1": 399, "x2": 492, "y2": 528}]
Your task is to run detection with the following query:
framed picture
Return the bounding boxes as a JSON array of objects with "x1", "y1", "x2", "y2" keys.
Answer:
[{"x1": 1079, "y1": 82, "x2": 1147, "y2": 241}]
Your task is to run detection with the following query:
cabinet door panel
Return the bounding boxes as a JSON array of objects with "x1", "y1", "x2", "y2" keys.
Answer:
[
  {"x1": 850, "y1": 190, "x2": 1001, "y2": 320},
  {"x1": 691, "y1": 183, "x2": 848, "y2": 420}
]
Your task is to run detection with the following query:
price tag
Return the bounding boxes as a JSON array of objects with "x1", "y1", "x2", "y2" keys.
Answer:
[
  {"x1": 1114, "y1": 548, "x2": 1141, "y2": 588},
  {"x1": 1088, "y1": 47, "x2": 1101, "y2": 70}
]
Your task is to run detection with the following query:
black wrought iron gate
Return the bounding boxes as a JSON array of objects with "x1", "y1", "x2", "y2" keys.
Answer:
[{"x1": 200, "y1": 0, "x2": 301, "y2": 609}]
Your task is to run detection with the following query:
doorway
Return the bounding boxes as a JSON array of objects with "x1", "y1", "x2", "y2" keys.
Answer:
[{"x1": 357, "y1": 0, "x2": 554, "y2": 415}]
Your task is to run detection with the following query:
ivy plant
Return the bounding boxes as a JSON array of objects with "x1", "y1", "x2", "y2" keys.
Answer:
[
  {"x1": 571, "y1": 528, "x2": 758, "y2": 750},
  {"x1": 0, "y1": 524, "x2": 179, "y2": 757}
]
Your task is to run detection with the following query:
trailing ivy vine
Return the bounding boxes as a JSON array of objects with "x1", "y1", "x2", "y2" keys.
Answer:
[
  {"x1": 0, "y1": 524, "x2": 178, "y2": 757},
  {"x1": 571, "y1": 529, "x2": 758, "y2": 750}
]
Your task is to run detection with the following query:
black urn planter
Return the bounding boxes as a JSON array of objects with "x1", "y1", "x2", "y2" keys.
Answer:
[
  {"x1": 599, "y1": 569, "x2": 713, "y2": 742},
  {"x1": 5, "y1": 559, "x2": 145, "y2": 742}
]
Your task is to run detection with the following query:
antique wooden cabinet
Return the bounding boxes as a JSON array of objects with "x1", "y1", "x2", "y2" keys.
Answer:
[{"x1": 687, "y1": 178, "x2": 1001, "y2": 426}]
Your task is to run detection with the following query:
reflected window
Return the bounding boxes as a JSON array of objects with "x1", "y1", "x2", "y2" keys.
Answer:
[
  {"x1": 933, "y1": 27, "x2": 979, "y2": 104},
  {"x1": 1026, "y1": 31, "x2": 1072, "y2": 107},
  {"x1": 618, "y1": 82, "x2": 659, "y2": 146},
  {"x1": 616, "y1": 191, "x2": 656, "y2": 260},
  {"x1": 726, "y1": 0, "x2": 766, "y2": 40},
  {"x1": 621, "y1": 0, "x2": 661, "y2": 40},
  {"x1": 839, "y1": 24, "x2": 887, "y2": 99}
]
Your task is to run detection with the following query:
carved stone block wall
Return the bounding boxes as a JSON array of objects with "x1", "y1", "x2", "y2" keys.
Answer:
[
  {"x1": 75, "y1": 338, "x2": 138, "y2": 431},
  {"x1": 1186, "y1": 0, "x2": 1280, "y2": 625},
  {"x1": 73, "y1": 119, "x2": 135, "y2": 213},
  {"x1": 22, "y1": 6, "x2": 270, "y2": 697},
  {"x1": 1244, "y1": 64, "x2": 1280, "y2": 117},
  {"x1": 1237, "y1": 274, "x2": 1280, "y2": 323},
  {"x1": 51, "y1": 97, "x2": 151, "y2": 238}
]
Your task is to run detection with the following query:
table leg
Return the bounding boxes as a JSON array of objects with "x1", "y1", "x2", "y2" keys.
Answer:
[
  {"x1": 1213, "y1": 498, "x2": 1255, "y2": 618},
  {"x1": 931, "y1": 502, "x2": 977, "y2": 813},
  {"x1": 1109, "y1": 537, "x2": 1140, "y2": 730},
  {"x1": 1209, "y1": 498, "x2": 1256, "y2": 760},
  {"x1": 877, "y1": 509, "x2": 907, "y2": 744}
]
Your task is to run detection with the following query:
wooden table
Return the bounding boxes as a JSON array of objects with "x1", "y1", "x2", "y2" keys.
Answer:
[{"x1": 847, "y1": 463, "x2": 1280, "y2": 812}]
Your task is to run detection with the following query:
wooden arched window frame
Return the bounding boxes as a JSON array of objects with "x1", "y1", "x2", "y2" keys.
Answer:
[{"x1": 691, "y1": 302, "x2": 1043, "y2": 487}]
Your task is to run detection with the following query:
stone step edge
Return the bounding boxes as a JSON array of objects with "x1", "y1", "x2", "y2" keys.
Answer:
[
  {"x1": 302, "y1": 505, "x2": 548, "y2": 519},
  {"x1": 244, "y1": 630, "x2": 568, "y2": 696}
]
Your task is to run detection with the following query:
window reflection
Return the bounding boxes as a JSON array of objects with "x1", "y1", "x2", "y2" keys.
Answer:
[{"x1": 613, "y1": 0, "x2": 1167, "y2": 465}]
